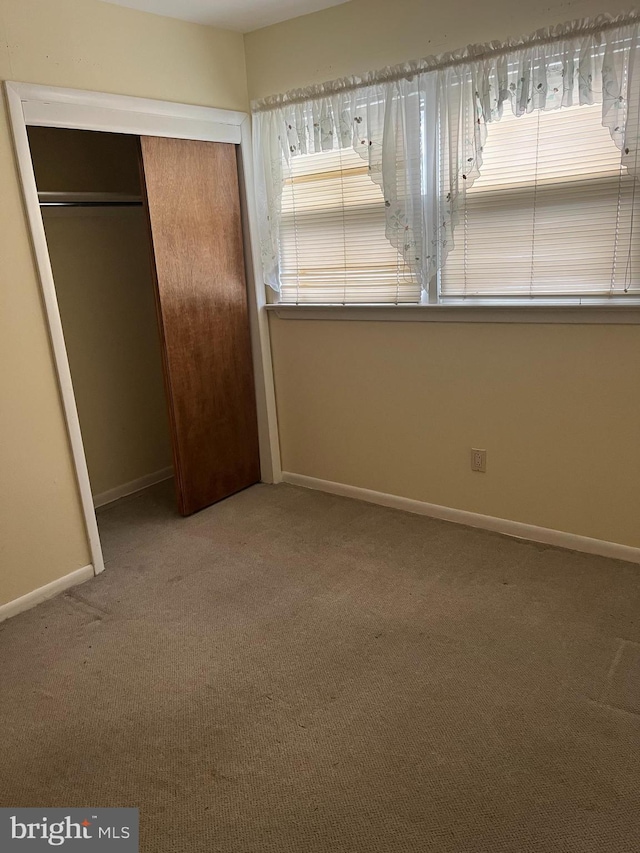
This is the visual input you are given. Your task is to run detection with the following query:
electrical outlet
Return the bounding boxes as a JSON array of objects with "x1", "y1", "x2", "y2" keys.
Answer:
[{"x1": 471, "y1": 448, "x2": 487, "y2": 472}]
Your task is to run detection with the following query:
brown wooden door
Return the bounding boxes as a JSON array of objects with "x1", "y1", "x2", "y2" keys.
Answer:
[{"x1": 139, "y1": 136, "x2": 260, "y2": 516}]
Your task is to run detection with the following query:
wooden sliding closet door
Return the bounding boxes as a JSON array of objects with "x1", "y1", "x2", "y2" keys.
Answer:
[{"x1": 139, "y1": 136, "x2": 260, "y2": 516}]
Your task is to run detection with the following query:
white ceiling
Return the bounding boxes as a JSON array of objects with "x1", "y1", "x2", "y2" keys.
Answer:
[{"x1": 98, "y1": 0, "x2": 350, "y2": 32}]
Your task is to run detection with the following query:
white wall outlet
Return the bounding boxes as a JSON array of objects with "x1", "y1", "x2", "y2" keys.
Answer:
[{"x1": 471, "y1": 448, "x2": 487, "y2": 472}]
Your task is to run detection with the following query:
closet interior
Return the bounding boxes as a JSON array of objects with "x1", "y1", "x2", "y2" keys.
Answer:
[{"x1": 27, "y1": 126, "x2": 261, "y2": 558}]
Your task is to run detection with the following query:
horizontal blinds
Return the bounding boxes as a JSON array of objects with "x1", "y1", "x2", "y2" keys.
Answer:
[
  {"x1": 440, "y1": 104, "x2": 640, "y2": 298},
  {"x1": 279, "y1": 147, "x2": 420, "y2": 304}
]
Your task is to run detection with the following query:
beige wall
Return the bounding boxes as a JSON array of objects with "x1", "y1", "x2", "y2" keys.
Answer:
[
  {"x1": 42, "y1": 208, "x2": 172, "y2": 498},
  {"x1": 0, "y1": 0, "x2": 247, "y2": 606},
  {"x1": 246, "y1": 0, "x2": 640, "y2": 549},
  {"x1": 244, "y1": 0, "x2": 625, "y2": 100},
  {"x1": 271, "y1": 319, "x2": 640, "y2": 547},
  {"x1": 28, "y1": 127, "x2": 143, "y2": 195}
]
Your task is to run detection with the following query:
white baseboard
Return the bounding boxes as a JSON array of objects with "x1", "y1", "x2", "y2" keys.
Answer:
[
  {"x1": 93, "y1": 467, "x2": 173, "y2": 509},
  {"x1": 0, "y1": 564, "x2": 95, "y2": 624},
  {"x1": 282, "y1": 472, "x2": 640, "y2": 565}
]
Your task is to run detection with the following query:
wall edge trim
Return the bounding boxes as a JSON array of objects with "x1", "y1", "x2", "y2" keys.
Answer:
[
  {"x1": 0, "y1": 565, "x2": 95, "y2": 624},
  {"x1": 281, "y1": 472, "x2": 640, "y2": 565},
  {"x1": 93, "y1": 467, "x2": 174, "y2": 509}
]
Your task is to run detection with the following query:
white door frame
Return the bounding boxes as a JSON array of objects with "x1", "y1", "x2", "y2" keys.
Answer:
[{"x1": 5, "y1": 81, "x2": 282, "y2": 577}]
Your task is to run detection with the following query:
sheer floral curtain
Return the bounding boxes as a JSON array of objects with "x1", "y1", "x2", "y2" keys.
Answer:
[
  {"x1": 252, "y1": 75, "x2": 427, "y2": 292},
  {"x1": 252, "y1": 13, "x2": 640, "y2": 295},
  {"x1": 432, "y1": 15, "x2": 640, "y2": 278}
]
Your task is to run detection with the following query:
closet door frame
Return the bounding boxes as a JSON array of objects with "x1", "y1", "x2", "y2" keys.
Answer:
[{"x1": 5, "y1": 80, "x2": 282, "y2": 577}]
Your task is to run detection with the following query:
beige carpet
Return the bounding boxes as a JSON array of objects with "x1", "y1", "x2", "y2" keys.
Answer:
[{"x1": 1, "y1": 481, "x2": 640, "y2": 852}]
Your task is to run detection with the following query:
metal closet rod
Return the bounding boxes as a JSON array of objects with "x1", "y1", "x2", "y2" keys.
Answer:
[
  {"x1": 37, "y1": 192, "x2": 143, "y2": 208},
  {"x1": 40, "y1": 201, "x2": 143, "y2": 207}
]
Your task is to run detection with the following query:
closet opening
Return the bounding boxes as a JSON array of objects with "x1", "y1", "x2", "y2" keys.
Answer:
[{"x1": 27, "y1": 126, "x2": 261, "y2": 564}]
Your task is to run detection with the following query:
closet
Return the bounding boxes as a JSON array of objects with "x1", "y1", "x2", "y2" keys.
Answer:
[{"x1": 28, "y1": 126, "x2": 260, "y2": 526}]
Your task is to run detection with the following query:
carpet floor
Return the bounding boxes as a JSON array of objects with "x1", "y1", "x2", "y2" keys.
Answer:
[{"x1": 1, "y1": 481, "x2": 639, "y2": 852}]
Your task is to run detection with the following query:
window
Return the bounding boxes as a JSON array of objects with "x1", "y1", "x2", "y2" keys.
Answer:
[
  {"x1": 279, "y1": 146, "x2": 421, "y2": 304},
  {"x1": 276, "y1": 104, "x2": 640, "y2": 306},
  {"x1": 254, "y1": 15, "x2": 640, "y2": 310},
  {"x1": 440, "y1": 104, "x2": 640, "y2": 300}
]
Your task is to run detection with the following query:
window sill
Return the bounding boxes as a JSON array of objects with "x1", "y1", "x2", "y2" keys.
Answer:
[{"x1": 265, "y1": 302, "x2": 640, "y2": 325}]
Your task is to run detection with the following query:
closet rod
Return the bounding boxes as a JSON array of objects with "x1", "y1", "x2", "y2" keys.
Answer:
[
  {"x1": 37, "y1": 192, "x2": 143, "y2": 207},
  {"x1": 39, "y1": 201, "x2": 143, "y2": 207}
]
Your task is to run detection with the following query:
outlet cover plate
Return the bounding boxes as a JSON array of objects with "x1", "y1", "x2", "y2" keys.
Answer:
[{"x1": 471, "y1": 448, "x2": 487, "y2": 472}]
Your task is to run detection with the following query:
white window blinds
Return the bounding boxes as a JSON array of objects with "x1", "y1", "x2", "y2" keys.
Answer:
[
  {"x1": 279, "y1": 147, "x2": 421, "y2": 304},
  {"x1": 440, "y1": 104, "x2": 640, "y2": 299}
]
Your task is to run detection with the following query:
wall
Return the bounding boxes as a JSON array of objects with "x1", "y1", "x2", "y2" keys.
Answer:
[
  {"x1": 42, "y1": 208, "x2": 172, "y2": 500},
  {"x1": 28, "y1": 126, "x2": 143, "y2": 195},
  {"x1": 244, "y1": 0, "x2": 626, "y2": 100},
  {"x1": 0, "y1": 0, "x2": 247, "y2": 606},
  {"x1": 245, "y1": 0, "x2": 640, "y2": 549}
]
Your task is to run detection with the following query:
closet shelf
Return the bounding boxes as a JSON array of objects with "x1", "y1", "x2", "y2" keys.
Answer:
[{"x1": 38, "y1": 192, "x2": 143, "y2": 207}]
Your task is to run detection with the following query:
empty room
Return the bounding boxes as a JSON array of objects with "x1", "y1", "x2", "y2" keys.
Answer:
[{"x1": 1, "y1": 0, "x2": 639, "y2": 850}]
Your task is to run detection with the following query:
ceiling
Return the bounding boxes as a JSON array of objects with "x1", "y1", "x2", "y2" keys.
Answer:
[{"x1": 98, "y1": 0, "x2": 350, "y2": 32}]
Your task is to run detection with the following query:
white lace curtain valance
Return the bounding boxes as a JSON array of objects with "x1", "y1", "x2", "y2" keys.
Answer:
[
  {"x1": 253, "y1": 79, "x2": 427, "y2": 290},
  {"x1": 252, "y1": 13, "x2": 640, "y2": 293}
]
